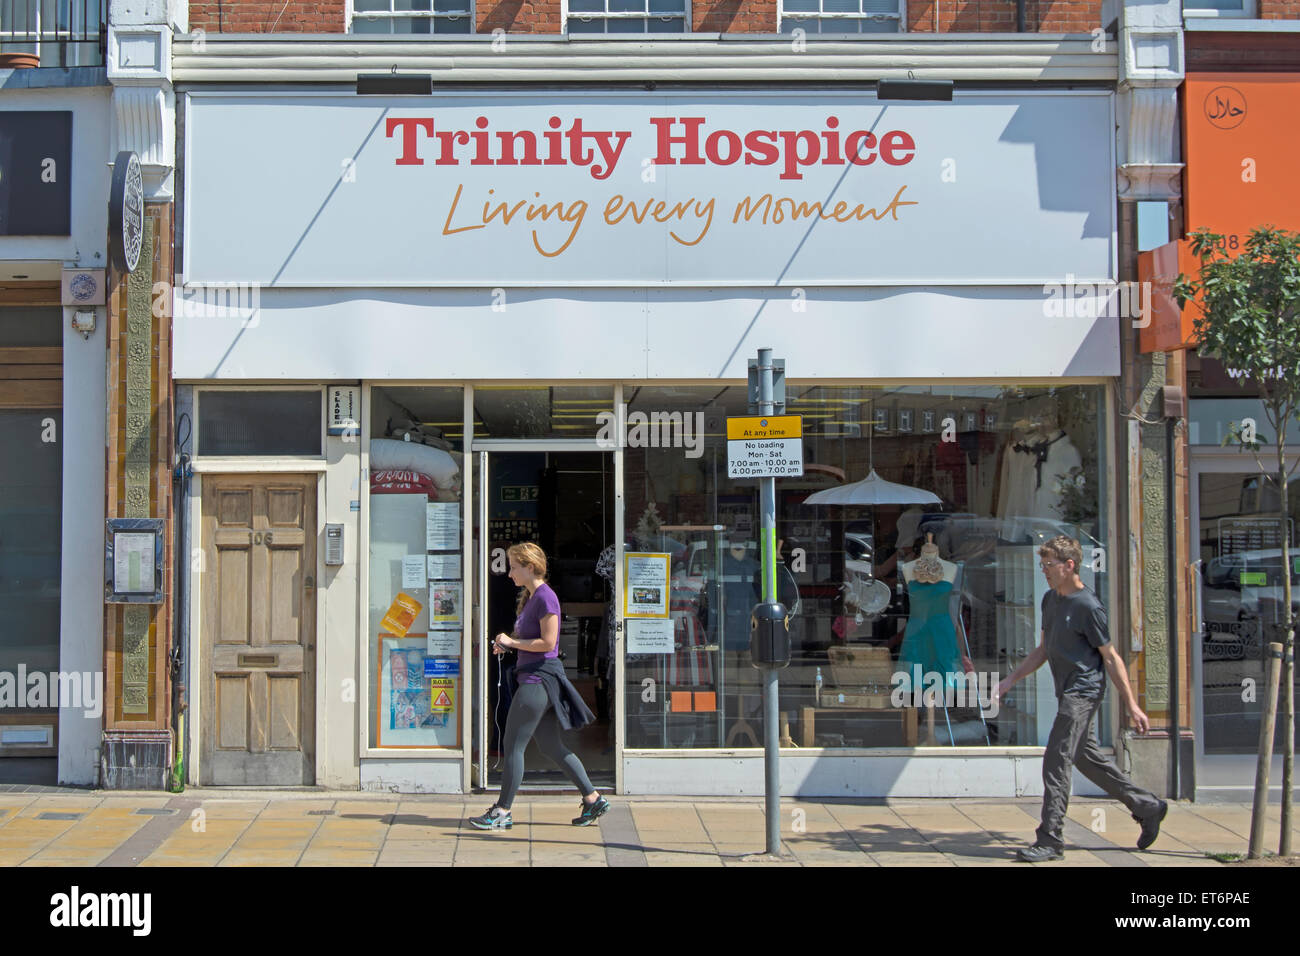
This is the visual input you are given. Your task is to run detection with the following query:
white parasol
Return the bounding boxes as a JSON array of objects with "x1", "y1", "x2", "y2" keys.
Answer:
[
  {"x1": 803, "y1": 469, "x2": 941, "y2": 620},
  {"x1": 802, "y1": 469, "x2": 941, "y2": 507}
]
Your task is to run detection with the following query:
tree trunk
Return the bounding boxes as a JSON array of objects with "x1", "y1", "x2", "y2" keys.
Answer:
[{"x1": 1279, "y1": 440, "x2": 1294, "y2": 856}]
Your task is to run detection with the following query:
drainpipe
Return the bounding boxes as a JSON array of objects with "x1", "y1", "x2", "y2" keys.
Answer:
[
  {"x1": 1164, "y1": 389, "x2": 1183, "y2": 799},
  {"x1": 170, "y1": 414, "x2": 193, "y2": 791},
  {"x1": 1017, "y1": 0, "x2": 1026, "y2": 32}
]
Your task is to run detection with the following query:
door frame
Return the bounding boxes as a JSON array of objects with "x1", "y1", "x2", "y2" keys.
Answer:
[
  {"x1": 469, "y1": 435, "x2": 624, "y2": 794},
  {"x1": 188, "y1": 463, "x2": 327, "y2": 786},
  {"x1": 1188, "y1": 446, "x2": 1298, "y2": 788}
]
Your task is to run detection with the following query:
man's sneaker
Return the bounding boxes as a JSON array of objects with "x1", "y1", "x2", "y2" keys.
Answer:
[
  {"x1": 1136, "y1": 800, "x2": 1169, "y2": 851},
  {"x1": 468, "y1": 804, "x2": 512, "y2": 830},
  {"x1": 1016, "y1": 843, "x2": 1064, "y2": 862},
  {"x1": 572, "y1": 795, "x2": 610, "y2": 826}
]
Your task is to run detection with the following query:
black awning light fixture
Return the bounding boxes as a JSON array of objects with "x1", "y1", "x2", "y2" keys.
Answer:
[
  {"x1": 356, "y1": 68, "x2": 433, "y2": 96},
  {"x1": 877, "y1": 71, "x2": 955, "y2": 102}
]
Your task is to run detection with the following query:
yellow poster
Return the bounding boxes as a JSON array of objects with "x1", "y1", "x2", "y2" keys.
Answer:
[
  {"x1": 380, "y1": 592, "x2": 423, "y2": 637},
  {"x1": 429, "y1": 678, "x2": 455, "y2": 712}
]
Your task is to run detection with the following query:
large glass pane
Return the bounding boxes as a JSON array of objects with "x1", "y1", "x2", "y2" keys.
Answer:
[
  {"x1": 623, "y1": 384, "x2": 1108, "y2": 750},
  {"x1": 472, "y1": 386, "x2": 612, "y2": 440},
  {"x1": 369, "y1": 386, "x2": 466, "y2": 749},
  {"x1": 1188, "y1": 398, "x2": 1300, "y2": 447},
  {"x1": 197, "y1": 390, "x2": 322, "y2": 456},
  {"x1": 0, "y1": 410, "x2": 62, "y2": 681},
  {"x1": 1198, "y1": 472, "x2": 1300, "y2": 754}
]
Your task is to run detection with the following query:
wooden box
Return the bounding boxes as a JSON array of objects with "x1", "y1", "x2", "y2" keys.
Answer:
[{"x1": 827, "y1": 645, "x2": 894, "y2": 687}]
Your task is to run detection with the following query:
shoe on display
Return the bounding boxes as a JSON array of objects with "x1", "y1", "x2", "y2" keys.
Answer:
[
  {"x1": 572, "y1": 795, "x2": 610, "y2": 827},
  {"x1": 1136, "y1": 800, "x2": 1169, "y2": 851},
  {"x1": 1016, "y1": 843, "x2": 1064, "y2": 862},
  {"x1": 468, "y1": 804, "x2": 512, "y2": 830}
]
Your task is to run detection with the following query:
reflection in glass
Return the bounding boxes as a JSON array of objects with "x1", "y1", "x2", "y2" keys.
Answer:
[{"x1": 623, "y1": 384, "x2": 1108, "y2": 750}]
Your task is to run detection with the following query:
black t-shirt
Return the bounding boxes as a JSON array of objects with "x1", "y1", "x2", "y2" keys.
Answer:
[{"x1": 1041, "y1": 586, "x2": 1109, "y2": 699}]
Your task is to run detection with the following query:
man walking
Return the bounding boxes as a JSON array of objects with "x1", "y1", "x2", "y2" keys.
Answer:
[{"x1": 994, "y1": 535, "x2": 1168, "y2": 861}]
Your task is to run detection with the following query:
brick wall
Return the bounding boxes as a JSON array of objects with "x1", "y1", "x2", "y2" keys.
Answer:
[
  {"x1": 1259, "y1": 0, "x2": 1300, "y2": 17},
  {"x1": 189, "y1": 0, "x2": 1108, "y2": 34},
  {"x1": 908, "y1": 0, "x2": 1102, "y2": 33},
  {"x1": 694, "y1": 0, "x2": 778, "y2": 33},
  {"x1": 478, "y1": 0, "x2": 560, "y2": 34},
  {"x1": 189, "y1": 0, "x2": 346, "y2": 33}
]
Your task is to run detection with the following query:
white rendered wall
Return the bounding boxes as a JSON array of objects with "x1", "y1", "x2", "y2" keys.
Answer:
[
  {"x1": 622, "y1": 753, "x2": 1108, "y2": 798},
  {"x1": 0, "y1": 87, "x2": 111, "y2": 272},
  {"x1": 57, "y1": 319, "x2": 107, "y2": 784},
  {"x1": 173, "y1": 286, "x2": 1121, "y2": 382}
]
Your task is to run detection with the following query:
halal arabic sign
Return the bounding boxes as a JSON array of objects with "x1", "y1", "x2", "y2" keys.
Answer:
[{"x1": 109, "y1": 151, "x2": 144, "y2": 273}]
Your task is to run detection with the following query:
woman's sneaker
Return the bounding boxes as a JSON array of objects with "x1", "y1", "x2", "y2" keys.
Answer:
[
  {"x1": 469, "y1": 804, "x2": 512, "y2": 830},
  {"x1": 572, "y1": 796, "x2": 610, "y2": 826}
]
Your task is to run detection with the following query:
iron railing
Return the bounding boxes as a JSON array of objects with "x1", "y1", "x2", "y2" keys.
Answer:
[{"x1": 0, "y1": 0, "x2": 106, "y2": 68}]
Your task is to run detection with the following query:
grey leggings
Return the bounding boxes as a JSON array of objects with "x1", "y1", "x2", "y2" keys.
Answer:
[{"x1": 499, "y1": 681, "x2": 595, "y2": 810}]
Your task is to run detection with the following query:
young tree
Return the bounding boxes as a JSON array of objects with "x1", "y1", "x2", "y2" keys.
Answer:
[{"x1": 1176, "y1": 225, "x2": 1300, "y2": 858}]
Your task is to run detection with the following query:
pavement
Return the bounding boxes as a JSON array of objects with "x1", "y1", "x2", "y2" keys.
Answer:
[{"x1": 0, "y1": 788, "x2": 1296, "y2": 867}]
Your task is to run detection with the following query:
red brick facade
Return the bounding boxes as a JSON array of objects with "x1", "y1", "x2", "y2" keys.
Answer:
[
  {"x1": 694, "y1": 0, "x2": 777, "y2": 34},
  {"x1": 477, "y1": 0, "x2": 561, "y2": 34},
  {"x1": 188, "y1": 0, "x2": 1119, "y2": 35},
  {"x1": 1259, "y1": 0, "x2": 1300, "y2": 17},
  {"x1": 189, "y1": 0, "x2": 346, "y2": 33},
  {"x1": 908, "y1": 0, "x2": 1102, "y2": 33}
]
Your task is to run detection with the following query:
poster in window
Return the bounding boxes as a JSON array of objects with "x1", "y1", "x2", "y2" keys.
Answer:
[
  {"x1": 377, "y1": 637, "x2": 457, "y2": 748},
  {"x1": 426, "y1": 502, "x2": 459, "y2": 551},
  {"x1": 624, "y1": 552, "x2": 670, "y2": 619},
  {"x1": 430, "y1": 583, "x2": 462, "y2": 625}
]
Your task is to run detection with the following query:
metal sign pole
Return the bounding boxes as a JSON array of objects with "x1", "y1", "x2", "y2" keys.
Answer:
[{"x1": 756, "y1": 347, "x2": 781, "y2": 857}]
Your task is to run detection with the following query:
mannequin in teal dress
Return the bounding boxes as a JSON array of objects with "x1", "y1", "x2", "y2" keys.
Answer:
[{"x1": 898, "y1": 534, "x2": 971, "y2": 744}]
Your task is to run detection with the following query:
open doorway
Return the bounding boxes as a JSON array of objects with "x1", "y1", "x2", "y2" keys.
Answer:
[{"x1": 478, "y1": 450, "x2": 616, "y2": 790}]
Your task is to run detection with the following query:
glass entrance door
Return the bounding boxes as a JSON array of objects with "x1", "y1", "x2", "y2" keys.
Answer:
[
  {"x1": 1194, "y1": 466, "x2": 1299, "y2": 759},
  {"x1": 473, "y1": 448, "x2": 616, "y2": 791}
]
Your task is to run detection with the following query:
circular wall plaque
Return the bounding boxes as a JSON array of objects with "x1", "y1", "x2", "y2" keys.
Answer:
[{"x1": 109, "y1": 151, "x2": 144, "y2": 273}]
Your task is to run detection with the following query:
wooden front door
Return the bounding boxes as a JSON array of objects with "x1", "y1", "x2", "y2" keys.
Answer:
[{"x1": 200, "y1": 475, "x2": 317, "y2": 785}]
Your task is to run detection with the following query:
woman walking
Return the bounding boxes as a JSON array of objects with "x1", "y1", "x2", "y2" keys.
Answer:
[{"x1": 470, "y1": 542, "x2": 611, "y2": 830}]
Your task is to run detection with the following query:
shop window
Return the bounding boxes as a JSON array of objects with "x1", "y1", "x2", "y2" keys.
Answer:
[
  {"x1": 350, "y1": 0, "x2": 474, "y2": 34},
  {"x1": 368, "y1": 386, "x2": 465, "y2": 749},
  {"x1": 778, "y1": 0, "x2": 902, "y2": 34},
  {"x1": 472, "y1": 385, "x2": 613, "y2": 440},
  {"x1": 622, "y1": 384, "x2": 1109, "y2": 751},
  {"x1": 566, "y1": 0, "x2": 688, "y2": 34},
  {"x1": 196, "y1": 390, "x2": 322, "y2": 457}
]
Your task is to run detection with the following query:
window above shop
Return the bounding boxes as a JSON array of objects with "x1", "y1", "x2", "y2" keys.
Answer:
[
  {"x1": 1184, "y1": 0, "x2": 1257, "y2": 19},
  {"x1": 779, "y1": 0, "x2": 902, "y2": 34},
  {"x1": 196, "y1": 390, "x2": 323, "y2": 457},
  {"x1": 566, "y1": 0, "x2": 688, "y2": 34},
  {"x1": 350, "y1": 0, "x2": 475, "y2": 34}
]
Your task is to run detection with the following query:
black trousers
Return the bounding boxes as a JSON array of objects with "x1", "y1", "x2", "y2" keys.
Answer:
[{"x1": 1036, "y1": 692, "x2": 1164, "y2": 850}]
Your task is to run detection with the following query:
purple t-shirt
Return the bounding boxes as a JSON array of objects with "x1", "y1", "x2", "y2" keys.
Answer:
[{"x1": 514, "y1": 583, "x2": 561, "y2": 684}]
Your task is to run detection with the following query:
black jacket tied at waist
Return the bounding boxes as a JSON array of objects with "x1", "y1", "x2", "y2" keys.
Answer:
[{"x1": 511, "y1": 658, "x2": 596, "y2": 732}]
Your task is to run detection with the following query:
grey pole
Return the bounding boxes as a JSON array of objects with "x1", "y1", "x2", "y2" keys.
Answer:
[{"x1": 757, "y1": 347, "x2": 781, "y2": 856}]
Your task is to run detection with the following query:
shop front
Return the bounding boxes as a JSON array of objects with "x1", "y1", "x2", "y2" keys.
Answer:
[
  {"x1": 175, "y1": 82, "x2": 1123, "y2": 796},
  {"x1": 0, "y1": 87, "x2": 110, "y2": 786},
  {"x1": 1142, "y1": 56, "x2": 1300, "y2": 794}
]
